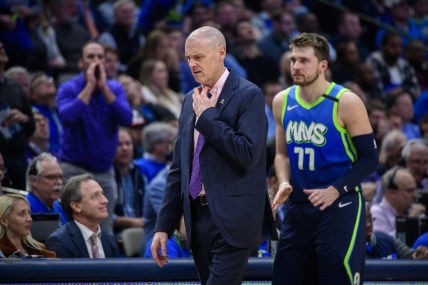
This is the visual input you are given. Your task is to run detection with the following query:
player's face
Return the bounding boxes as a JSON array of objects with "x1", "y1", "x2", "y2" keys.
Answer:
[{"x1": 290, "y1": 46, "x2": 326, "y2": 87}]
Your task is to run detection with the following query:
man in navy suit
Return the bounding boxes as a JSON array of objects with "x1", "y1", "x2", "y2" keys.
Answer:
[
  {"x1": 150, "y1": 26, "x2": 277, "y2": 285},
  {"x1": 45, "y1": 174, "x2": 120, "y2": 258}
]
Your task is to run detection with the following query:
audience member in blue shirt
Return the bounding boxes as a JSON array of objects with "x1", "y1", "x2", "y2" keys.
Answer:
[
  {"x1": 25, "y1": 153, "x2": 67, "y2": 226},
  {"x1": 366, "y1": 204, "x2": 428, "y2": 259},
  {"x1": 134, "y1": 122, "x2": 177, "y2": 183},
  {"x1": 113, "y1": 128, "x2": 145, "y2": 235},
  {"x1": 56, "y1": 41, "x2": 132, "y2": 234}
]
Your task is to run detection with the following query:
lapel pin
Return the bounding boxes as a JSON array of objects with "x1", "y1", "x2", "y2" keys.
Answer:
[{"x1": 219, "y1": 99, "x2": 225, "y2": 105}]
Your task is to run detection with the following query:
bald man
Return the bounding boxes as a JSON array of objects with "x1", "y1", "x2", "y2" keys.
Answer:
[{"x1": 150, "y1": 26, "x2": 277, "y2": 285}]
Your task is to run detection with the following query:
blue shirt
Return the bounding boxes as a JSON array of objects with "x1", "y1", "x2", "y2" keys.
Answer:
[
  {"x1": 26, "y1": 192, "x2": 68, "y2": 226},
  {"x1": 57, "y1": 73, "x2": 132, "y2": 172},
  {"x1": 32, "y1": 104, "x2": 63, "y2": 155},
  {"x1": 134, "y1": 157, "x2": 167, "y2": 182}
]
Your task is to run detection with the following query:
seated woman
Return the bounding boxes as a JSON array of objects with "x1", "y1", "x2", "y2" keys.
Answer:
[{"x1": 0, "y1": 194, "x2": 56, "y2": 258}]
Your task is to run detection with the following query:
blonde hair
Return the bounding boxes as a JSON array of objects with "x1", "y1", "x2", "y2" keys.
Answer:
[{"x1": 0, "y1": 194, "x2": 43, "y2": 250}]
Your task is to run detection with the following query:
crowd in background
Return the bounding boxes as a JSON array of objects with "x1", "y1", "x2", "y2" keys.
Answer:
[{"x1": 1, "y1": 0, "x2": 428, "y2": 259}]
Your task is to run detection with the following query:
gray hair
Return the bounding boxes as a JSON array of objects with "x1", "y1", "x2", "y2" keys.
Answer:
[
  {"x1": 61, "y1": 174, "x2": 94, "y2": 220},
  {"x1": 5, "y1": 66, "x2": 29, "y2": 78},
  {"x1": 401, "y1": 139, "x2": 428, "y2": 162},
  {"x1": 26, "y1": 152, "x2": 59, "y2": 191},
  {"x1": 142, "y1": 122, "x2": 177, "y2": 153},
  {"x1": 186, "y1": 26, "x2": 226, "y2": 49},
  {"x1": 113, "y1": 0, "x2": 135, "y2": 15}
]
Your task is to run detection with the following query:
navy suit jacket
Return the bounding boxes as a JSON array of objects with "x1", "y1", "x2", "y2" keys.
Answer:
[
  {"x1": 45, "y1": 220, "x2": 120, "y2": 258},
  {"x1": 154, "y1": 69, "x2": 277, "y2": 248}
]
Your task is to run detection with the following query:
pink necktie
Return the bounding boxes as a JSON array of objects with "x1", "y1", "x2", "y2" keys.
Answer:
[{"x1": 90, "y1": 234, "x2": 99, "y2": 258}]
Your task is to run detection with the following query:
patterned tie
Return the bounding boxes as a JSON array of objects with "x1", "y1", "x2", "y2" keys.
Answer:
[
  {"x1": 90, "y1": 234, "x2": 99, "y2": 258},
  {"x1": 189, "y1": 133, "x2": 204, "y2": 199},
  {"x1": 189, "y1": 90, "x2": 211, "y2": 199}
]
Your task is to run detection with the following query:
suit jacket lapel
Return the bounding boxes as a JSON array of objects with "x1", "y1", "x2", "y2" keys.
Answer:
[
  {"x1": 215, "y1": 69, "x2": 239, "y2": 113},
  {"x1": 100, "y1": 234, "x2": 112, "y2": 257},
  {"x1": 69, "y1": 221, "x2": 90, "y2": 258}
]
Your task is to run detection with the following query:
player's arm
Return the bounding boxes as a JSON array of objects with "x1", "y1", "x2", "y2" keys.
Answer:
[
  {"x1": 272, "y1": 91, "x2": 292, "y2": 211},
  {"x1": 333, "y1": 91, "x2": 379, "y2": 196}
]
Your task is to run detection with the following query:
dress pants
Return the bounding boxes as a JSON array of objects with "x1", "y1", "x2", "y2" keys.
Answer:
[{"x1": 190, "y1": 196, "x2": 252, "y2": 285}]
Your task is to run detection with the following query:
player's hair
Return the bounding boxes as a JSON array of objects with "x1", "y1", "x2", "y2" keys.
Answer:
[{"x1": 289, "y1": 32, "x2": 329, "y2": 62}]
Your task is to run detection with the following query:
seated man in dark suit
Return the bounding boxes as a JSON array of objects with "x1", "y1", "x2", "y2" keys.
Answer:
[{"x1": 45, "y1": 174, "x2": 120, "y2": 258}]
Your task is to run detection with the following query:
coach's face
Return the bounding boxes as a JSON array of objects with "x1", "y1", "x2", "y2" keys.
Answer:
[{"x1": 185, "y1": 37, "x2": 226, "y2": 88}]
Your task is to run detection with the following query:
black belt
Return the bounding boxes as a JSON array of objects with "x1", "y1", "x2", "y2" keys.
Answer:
[{"x1": 195, "y1": 195, "x2": 208, "y2": 206}]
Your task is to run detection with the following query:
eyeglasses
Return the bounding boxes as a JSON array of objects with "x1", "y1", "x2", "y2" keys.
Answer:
[
  {"x1": 39, "y1": 174, "x2": 63, "y2": 181},
  {"x1": 33, "y1": 77, "x2": 55, "y2": 88},
  {"x1": 34, "y1": 117, "x2": 48, "y2": 124}
]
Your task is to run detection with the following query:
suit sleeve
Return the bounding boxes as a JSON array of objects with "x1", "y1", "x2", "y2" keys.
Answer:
[
  {"x1": 45, "y1": 234, "x2": 74, "y2": 258},
  {"x1": 153, "y1": 98, "x2": 188, "y2": 237},
  {"x1": 196, "y1": 83, "x2": 267, "y2": 169}
]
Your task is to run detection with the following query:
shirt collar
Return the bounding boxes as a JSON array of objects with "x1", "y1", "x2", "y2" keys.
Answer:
[{"x1": 74, "y1": 220, "x2": 101, "y2": 241}]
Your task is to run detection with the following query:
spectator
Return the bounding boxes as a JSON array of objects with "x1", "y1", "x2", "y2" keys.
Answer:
[
  {"x1": 278, "y1": 50, "x2": 292, "y2": 87},
  {"x1": 366, "y1": 100, "x2": 387, "y2": 145},
  {"x1": 118, "y1": 74, "x2": 177, "y2": 126},
  {"x1": 165, "y1": 27, "x2": 198, "y2": 94},
  {"x1": 25, "y1": 110, "x2": 57, "y2": 162},
  {"x1": 214, "y1": 1, "x2": 240, "y2": 43},
  {"x1": 366, "y1": 203, "x2": 428, "y2": 259},
  {"x1": 331, "y1": 10, "x2": 371, "y2": 61},
  {"x1": 371, "y1": 167, "x2": 425, "y2": 237},
  {"x1": 366, "y1": 33, "x2": 420, "y2": 99},
  {"x1": 25, "y1": 153, "x2": 67, "y2": 226},
  {"x1": 232, "y1": 19, "x2": 279, "y2": 88},
  {"x1": 400, "y1": 139, "x2": 428, "y2": 191},
  {"x1": 139, "y1": 59, "x2": 183, "y2": 119},
  {"x1": 414, "y1": 89, "x2": 428, "y2": 124},
  {"x1": 413, "y1": 231, "x2": 428, "y2": 249},
  {"x1": 134, "y1": 122, "x2": 177, "y2": 182},
  {"x1": 51, "y1": 0, "x2": 91, "y2": 81},
  {"x1": 376, "y1": 129, "x2": 407, "y2": 180},
  {"x1": 98, "y1": 0, "x2": 145, "y2": 72},
  {"x1": 404, "y1": 40, "x2": 428, "y2": 92},
  {"x1": 103, "y1": 46, "x2": 121, "y2": 79},
  {"x1": 29, "y1": 72, "x2": 62, "y2": 155},
  {"x1": 127, "y1": 29, "x2": 180, "y2": 92},
  {"x1": 331, "y1": 41, "x2": 361, "y2": 84},
  {"x1": 45, "y1": 174, "x2": 120, "y2": 258},
  {"x1": 0, "y1": 194, "x2": 56, "y2": 258},
  {"x1": 386, "y1": 88, "x2": 420, "y2": 139},
  {"x1": 263, "y1": 80, "x2": 283, "y2": 142},
  {"x1": 258, "y1": 9, "x2": 299, "y2": 64},
  {"x1": 0, "y1": 0, "x2": 34, "y2": 68},
  {"x1": 113, "y1": 128, "x2": 145, "y2": 235},
  {"x1": 353, "y1": 63, "x2": 384, "y2": 101},
  {"x1": 295, "y1": 12, "x2": 337, "y2": 61},
  {"x1": 5, "y1": 66, "x2": 31, "y2": 98},
  {"x1": 0, "y1": 40, "x2": 35, "y2": 190},
  {"x1": 411, "y1": 0, "x2": 428, "y2": 45},
  {"x1": 375, "y1": 0, "x2": 422, "y2": 49},
  {"x1": 250, "y1": 0, "x2": 283, "y2": 38},
  {"x1": 57, "y1": 41, "x2": 133, "y2": 234}
]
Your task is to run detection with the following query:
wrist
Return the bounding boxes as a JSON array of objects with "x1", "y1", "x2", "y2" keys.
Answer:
[{"x1": 279, "y1": 181, "x2": 290, "y2": 189}]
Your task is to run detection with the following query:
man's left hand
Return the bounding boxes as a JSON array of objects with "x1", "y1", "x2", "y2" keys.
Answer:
[{"x1": 304, "y1": 186, "x2": 339, "y2": 211}]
